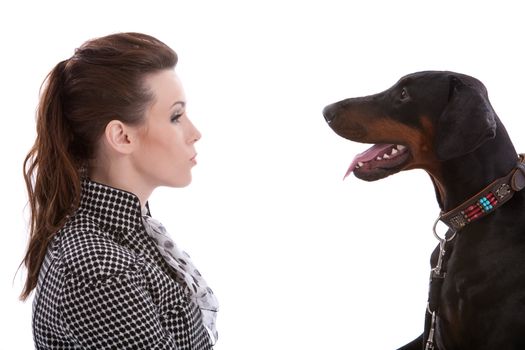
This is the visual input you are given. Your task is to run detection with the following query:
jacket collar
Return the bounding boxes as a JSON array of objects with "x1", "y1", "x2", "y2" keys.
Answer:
[{"x1": 76, "y1": 179, "x2": 145, "y2": 239}]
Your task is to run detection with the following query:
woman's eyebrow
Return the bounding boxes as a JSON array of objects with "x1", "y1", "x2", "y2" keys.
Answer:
[{"x1": 171, "y1": 101, "x2": 186, "y2": 109}]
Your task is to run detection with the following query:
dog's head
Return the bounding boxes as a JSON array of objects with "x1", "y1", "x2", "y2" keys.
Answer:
[{"x1": 323, "y1": 71, "x2": 497, "y2": 181}]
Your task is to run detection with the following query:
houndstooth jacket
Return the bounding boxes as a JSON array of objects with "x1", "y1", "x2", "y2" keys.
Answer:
[{"x1": 32, "y1": 179, "x2": 213, "y2": 349}]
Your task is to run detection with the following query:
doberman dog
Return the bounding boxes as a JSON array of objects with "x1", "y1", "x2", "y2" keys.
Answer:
[{"x1": 323, "y1": 71, "x2": 525, "y2": 350}]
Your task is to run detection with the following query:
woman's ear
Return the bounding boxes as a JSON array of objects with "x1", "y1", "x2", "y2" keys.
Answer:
[{"x1": 104, "y1": 120, "x2": 137, "y2": 154}]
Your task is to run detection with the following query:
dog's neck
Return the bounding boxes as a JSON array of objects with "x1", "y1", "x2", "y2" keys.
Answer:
[{"x1": 431, "y1": 119, "x2": 518, "y2": 212}]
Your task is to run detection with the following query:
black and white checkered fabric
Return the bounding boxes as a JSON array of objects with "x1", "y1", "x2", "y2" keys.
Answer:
[{"x1": 32, "y1": 179, "x2": 213, "y2": 349}]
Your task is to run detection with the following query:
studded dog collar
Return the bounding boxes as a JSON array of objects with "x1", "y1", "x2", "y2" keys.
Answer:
[{"x1": 440, "y1": 154, "x2": 525, "y2": 231}]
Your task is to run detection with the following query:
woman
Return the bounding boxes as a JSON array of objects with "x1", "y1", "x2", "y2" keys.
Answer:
[{"x1": 21, "y1": 32, "x2": 218, "y2": 349}]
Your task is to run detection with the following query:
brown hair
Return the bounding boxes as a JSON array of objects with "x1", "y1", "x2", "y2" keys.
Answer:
[{"x1": 21, "y1": 32, "x2": 178, "y2": 300}]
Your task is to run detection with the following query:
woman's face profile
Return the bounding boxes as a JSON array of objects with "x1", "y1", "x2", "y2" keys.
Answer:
[{"x1": 130, "y1": 69, "x2": 201, "y2": 189}]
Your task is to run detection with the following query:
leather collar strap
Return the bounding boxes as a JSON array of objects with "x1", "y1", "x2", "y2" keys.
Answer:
[{"x1": 440, "y1": 153, "x2": 525, "y2": 231}]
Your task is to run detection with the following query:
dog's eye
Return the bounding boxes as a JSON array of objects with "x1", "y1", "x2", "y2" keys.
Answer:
[{"x1": 400, "y1": 88, "x2": 410, "y2": 101}]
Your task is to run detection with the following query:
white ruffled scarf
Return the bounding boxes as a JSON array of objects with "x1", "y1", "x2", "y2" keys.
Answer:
[{"x1": 141, "y1": 208, "x2": 219, "y2": 344}]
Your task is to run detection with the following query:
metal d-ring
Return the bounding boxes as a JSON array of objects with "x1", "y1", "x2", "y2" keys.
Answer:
[{"x1": 432, "y1": 212, "x2": 457, "y2": 243}]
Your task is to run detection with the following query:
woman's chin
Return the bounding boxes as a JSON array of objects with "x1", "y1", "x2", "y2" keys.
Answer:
[{"x1": 166, "y1": 175, "x2": 192, "y2": 188}]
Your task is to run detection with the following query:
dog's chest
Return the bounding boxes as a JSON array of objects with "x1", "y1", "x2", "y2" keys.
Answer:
[{"x1": 431, "y1": 224, "x2": 522, "y2": 349}]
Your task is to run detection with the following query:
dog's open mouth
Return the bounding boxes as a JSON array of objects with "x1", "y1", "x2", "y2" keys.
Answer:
[{"x1": 345, "y1": 144, "x2": 411, "y2": 181}]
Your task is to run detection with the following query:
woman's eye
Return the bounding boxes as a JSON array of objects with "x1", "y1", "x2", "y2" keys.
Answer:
[
  {"x1": 171, "y1": 113, "x2": 183, "y2": 123},
  {"x1": 400, "y1": 88, "x2": 409, "y2": 101}
]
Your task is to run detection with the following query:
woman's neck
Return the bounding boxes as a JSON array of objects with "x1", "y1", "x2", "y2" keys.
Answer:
[{"x1": 89, "y1": 160, "x2": 152, "y2": 209}]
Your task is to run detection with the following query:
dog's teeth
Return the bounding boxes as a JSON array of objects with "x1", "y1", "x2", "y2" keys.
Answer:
[
  {"x1": 357, "y1": 162, "x2": 364, "y2": 167},
  {"x1": 383, "y1": 153, "x2": 390, "y2": 159},
  {"x1": 391, "y1": 148, "x2": 398, "y2": 155},
  {"x1": 376, "y1": 156, "x2": 382, "y2": 161},
  {"x1": 397, "y1": 145, "x2": 406, "y2": 151}
]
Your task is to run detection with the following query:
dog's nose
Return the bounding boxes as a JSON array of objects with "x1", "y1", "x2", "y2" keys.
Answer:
[{"x1": 323, "y1": 105, "x2": 337, "y2": 124}]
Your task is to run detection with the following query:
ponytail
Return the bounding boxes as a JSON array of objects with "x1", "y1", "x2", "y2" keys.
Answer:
[{"x1": 20, "y1": 60, "x2": 81, "y2": 300}]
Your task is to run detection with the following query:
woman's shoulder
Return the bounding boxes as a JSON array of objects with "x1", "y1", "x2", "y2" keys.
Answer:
[{"x1": 58, "y1": 216, "x2": 145, "y2": 282}]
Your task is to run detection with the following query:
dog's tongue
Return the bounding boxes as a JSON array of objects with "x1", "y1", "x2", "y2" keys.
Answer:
[{"x1": 343, "y1": 144, "x2": 393, "y2": 180}]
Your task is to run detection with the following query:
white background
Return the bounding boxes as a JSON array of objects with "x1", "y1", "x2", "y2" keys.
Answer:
[{"x1": 1, "y1": 1, "x2": 524, "y2": 349}]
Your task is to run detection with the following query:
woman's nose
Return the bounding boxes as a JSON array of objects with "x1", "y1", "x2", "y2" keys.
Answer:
[{"x1": 187, "y1": 119, "x2": 201, "y2": 143}]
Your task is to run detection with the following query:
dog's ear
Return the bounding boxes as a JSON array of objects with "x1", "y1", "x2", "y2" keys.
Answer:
[{"x1": 435, "y1": 75, "x2": 497, "y2": 161}]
